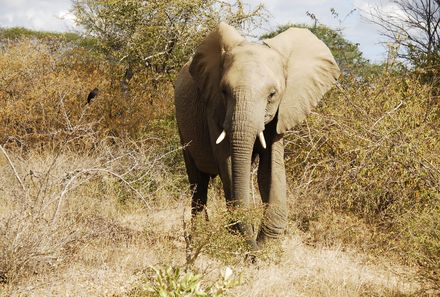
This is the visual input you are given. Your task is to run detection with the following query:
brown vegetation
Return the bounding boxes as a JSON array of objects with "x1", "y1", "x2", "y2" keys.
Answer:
[
  {"x1": 286, "y1": 73, "x2": 439, "y2": 288},
  {"x1": 0, "y1": 25, "x2": 438, "y2": 296}
]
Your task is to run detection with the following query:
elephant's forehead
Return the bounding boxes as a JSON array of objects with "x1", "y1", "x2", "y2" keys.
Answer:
[
  {"x1": 223, "y1": 44, "x2": 282, "y2": 85},
  {"x1": 226, "y1": 43, "x2": 279, "y2": 63}
]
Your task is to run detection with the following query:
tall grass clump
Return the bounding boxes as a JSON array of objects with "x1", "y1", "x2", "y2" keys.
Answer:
[{"x1": 286, "y1": 71, "x2": 439, "y2": 287}]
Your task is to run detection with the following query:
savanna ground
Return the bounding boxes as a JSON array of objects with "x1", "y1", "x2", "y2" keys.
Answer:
[
  {"x1": 0, "y1": 143, "x2": 429, "y2": 297},
  {"x1": 0, "y1": 11, "x2": 439, "y2": 297}
]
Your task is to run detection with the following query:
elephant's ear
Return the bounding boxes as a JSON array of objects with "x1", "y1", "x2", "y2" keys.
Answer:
[
  {"x1": 189, "y1": 22, "x2": 245, "y2": 101},
  {"x1": 263, "y1": 28, "x2": 340, "y2": 134}
]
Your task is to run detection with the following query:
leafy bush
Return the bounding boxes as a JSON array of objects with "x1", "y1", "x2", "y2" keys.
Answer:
[
  {"x1": 128, "y1": 266, "x2": 241, "y2": 297},
  {"x1": 0, "y1": 27, "x2": 98, "y2": 49},
  {"x1": 286, "y1": 71, "x2": 439, "y2": 286},
  {"x1": 0, "y1": 38, "x2": 177, "y2": 149},
  {"x1": 400, "y1": 205, "x2": 440, "y2": 286}
]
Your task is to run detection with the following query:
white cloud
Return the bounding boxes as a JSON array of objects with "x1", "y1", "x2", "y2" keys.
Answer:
[{"x1": 0, "y1": 0, "x2": 76, "y2": 32}]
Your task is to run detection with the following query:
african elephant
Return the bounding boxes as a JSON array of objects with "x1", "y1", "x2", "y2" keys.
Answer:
[{"x1": 174, "y1": 23, "x2": 340, "y2": 249}]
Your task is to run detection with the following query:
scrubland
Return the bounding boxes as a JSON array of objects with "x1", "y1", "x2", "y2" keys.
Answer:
[{"x1": 0, "y1": 33, "x2": 439, "y2": 296}]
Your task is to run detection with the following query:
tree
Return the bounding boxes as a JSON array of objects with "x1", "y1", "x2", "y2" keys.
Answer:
[
  {"x1": 72, "y1": 0, "x2": 266, "y2": 75},
  {"x1": 367, "y1": 0, "x2": 440, "y2": 77}
]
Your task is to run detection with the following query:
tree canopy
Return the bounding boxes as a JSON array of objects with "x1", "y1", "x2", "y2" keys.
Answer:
[{"x1": 72, "y1": 0, "x2": 267, "y2": 75}]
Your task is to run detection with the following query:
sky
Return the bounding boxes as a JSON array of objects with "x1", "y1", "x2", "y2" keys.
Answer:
[{"x1": 0, "y1": 0, "x2": 394, "y2": 63}]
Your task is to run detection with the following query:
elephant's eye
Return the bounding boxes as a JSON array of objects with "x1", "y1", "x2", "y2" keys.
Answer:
[{"x1": 268, "y1": 89, "x2": 276, "y2": 100}]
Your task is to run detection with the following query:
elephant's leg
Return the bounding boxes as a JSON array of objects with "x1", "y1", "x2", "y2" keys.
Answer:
[
  {"x1": 256, "y1": 130, "x2": 288, "y2": 245},
  {"x1": 182, "y1": 150, "x2": 210, "y2": 218}
]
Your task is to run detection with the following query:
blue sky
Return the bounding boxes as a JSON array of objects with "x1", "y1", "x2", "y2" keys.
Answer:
[{"x1": 0, "y1": 0, "x2": 393, "y2": 63}]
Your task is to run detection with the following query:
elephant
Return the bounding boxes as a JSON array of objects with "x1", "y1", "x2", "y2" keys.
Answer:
[{"x1": 174, "y1": 23, "x2": 340, "y2": 249}]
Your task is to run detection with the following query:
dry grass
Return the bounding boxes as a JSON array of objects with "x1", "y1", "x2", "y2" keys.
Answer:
[
  {"x1": 0, "y1": 138, "x2": 184, "y2": 286},
  {"x1": 231, "y1": 237, "x2": 417, "y2": 297},
  {"x1": 0, "y1": 149, "x2": 425, "y2": 297}
]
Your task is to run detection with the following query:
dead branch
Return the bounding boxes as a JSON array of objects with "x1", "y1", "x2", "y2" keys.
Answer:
[{"x1": 0, "y1": 145, "x2": 26, "y2": 194}]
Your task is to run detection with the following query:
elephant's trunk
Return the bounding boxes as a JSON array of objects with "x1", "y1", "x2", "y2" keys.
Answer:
[
  {"x1": 230, "y1": 125, "x2": 254, "y2": 208},
  {"x1": 228, "y1": 89, "x2": 261, "y2": 244}
]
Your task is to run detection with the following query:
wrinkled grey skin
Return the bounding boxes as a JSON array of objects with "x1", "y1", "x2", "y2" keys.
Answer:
[{"x1": 174, "y1": 23, "x2": 340, "y2": 249}]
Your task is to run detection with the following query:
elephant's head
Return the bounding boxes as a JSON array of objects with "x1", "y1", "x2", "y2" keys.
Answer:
[{"x1": 189, "y1": 22, "x2": 340, "y2": 214}]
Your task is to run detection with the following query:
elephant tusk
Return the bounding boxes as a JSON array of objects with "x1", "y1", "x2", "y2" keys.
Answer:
[
  {"x1": 216, "y1": 130, "x2": 226, "y2": 144},
  {"x1": 258, "y1": 132, "x2": 266, "y2": 149}
]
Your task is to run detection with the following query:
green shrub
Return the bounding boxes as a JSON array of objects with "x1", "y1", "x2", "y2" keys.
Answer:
[{"x1": 128, "y1": 266, "x2": 241, "y2": 297}]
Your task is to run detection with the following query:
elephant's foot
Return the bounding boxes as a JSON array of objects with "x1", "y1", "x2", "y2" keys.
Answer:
[
  {"x1": 244, "y1": 239, "x2": 260, "y2": 264},
  {"x1": 246, "y1": 239, "x2": 259, "y2": 251},
  {"x1": 225, "y1": 220, "x2": 242, "y2": 235},
  {"x1": 256, "y1": 204, "x2": 287, "y2": 247},
  {"x1": 226, "y1": 219, "x2": 257, "y2": 236},
  {"x1": 225, "y1": 221, "x2": 260, "y2": 262}
]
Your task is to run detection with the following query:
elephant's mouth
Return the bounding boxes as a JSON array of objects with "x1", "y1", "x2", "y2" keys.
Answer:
[
  {"x1": 264, "y1": 110, "x2": 276, "y2": 124},
  {"x1": 215, "y1": 129, "x2": 266, "y2": 149}
]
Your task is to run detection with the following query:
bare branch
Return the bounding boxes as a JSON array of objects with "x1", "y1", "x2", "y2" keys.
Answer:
[
  {"x1": 0, "y1": 145, "x2": 26, "y2": 194},
  {"x1": 51, "y1": 165, "x2": 152, "y2": 225},
  {"x1": 365, "y1": 0, "x2": 440, "y2": 65}
]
